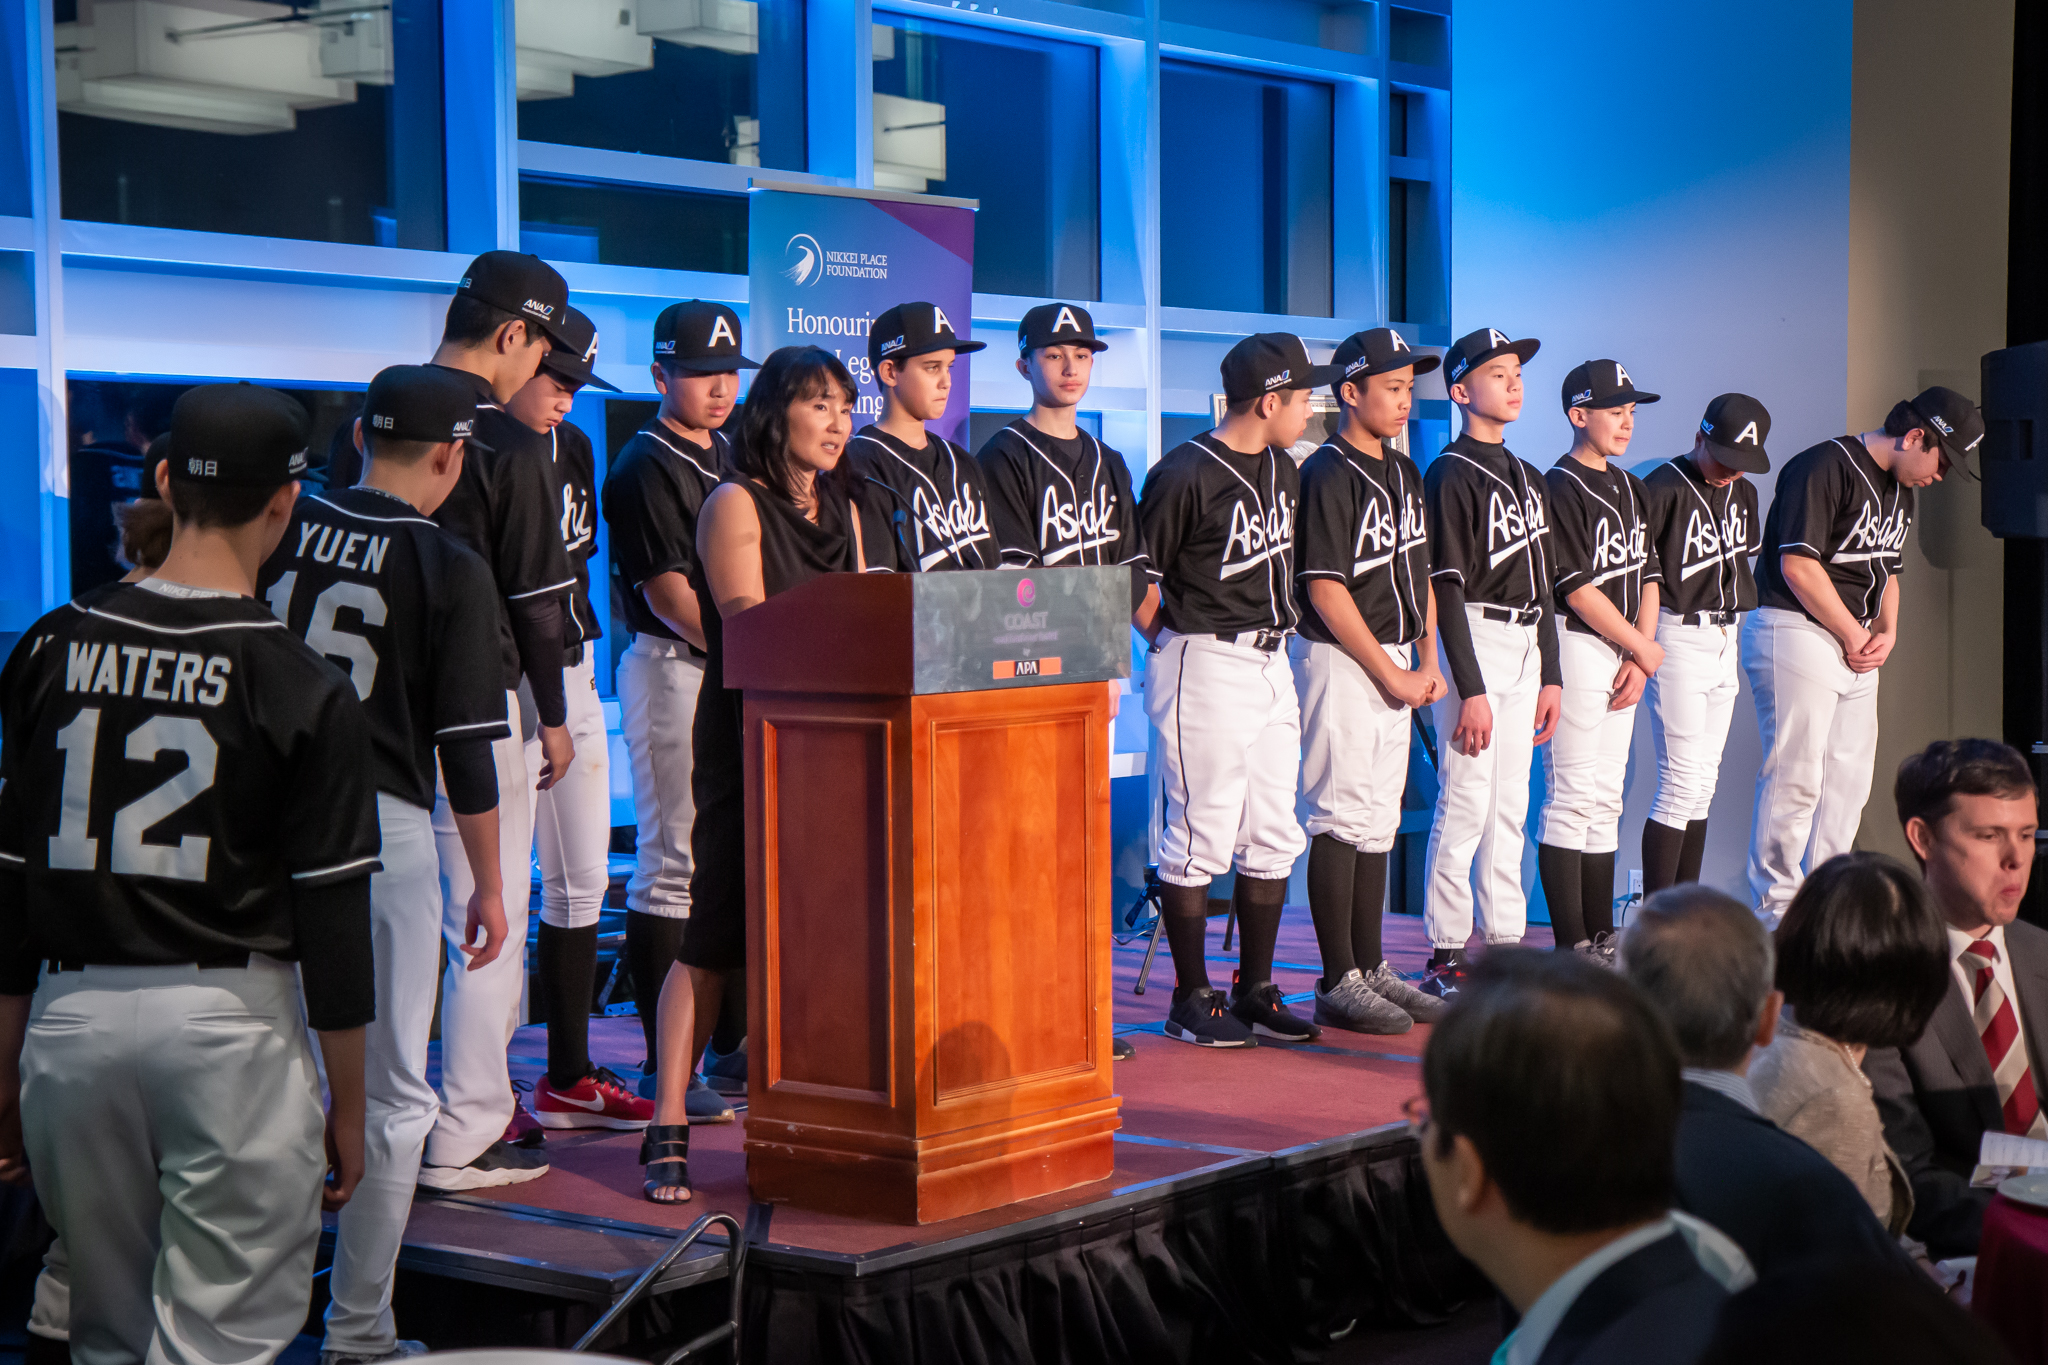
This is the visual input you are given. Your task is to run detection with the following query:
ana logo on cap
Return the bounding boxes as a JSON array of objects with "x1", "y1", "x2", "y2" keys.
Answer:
[
  {"x1": 1265, "y1": 369, "x2": 1291, "y2": 390},
  {"x1": 523, "y1": 299, "x2": 556, "y2": 319},
  {"x1": 453, "y1": 419, "x2": 474, "y2": 438},
  {"x1": 1572, "y1": 388, "x2": 1593, "y2": 405},
  {"x1": 1932, "y1": 415, "x2": 1955, "y2": 436},
  {"x1": 881, "y1": 335, "x2": 906, "y2": 356}
]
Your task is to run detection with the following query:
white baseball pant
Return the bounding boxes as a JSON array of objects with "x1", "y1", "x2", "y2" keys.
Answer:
[
  {"x1": 1290, "y1": 636, "x2": 1413, "y2": 853},
  {"x1": 617, "y1": 637, "x2": 704, "y2": 919},
  {"x1": 1424, "y1": 609, "x2": 1543, "y2": 948},
  {"x1": 534, "y1": 654, "x2": 611, "y2": 929},
  {"x1": 323, "y1": 794, "x2": 441, "y2": 1357},
  {"x1": 1145, "y1": 630, "x2": 1307, "y2": 887},
  {"x1": 426, "y1": 688, "x2": 537, "y2": 1168},
  {"x1": 1742, "y1": 606, "x2": 1881, "y2": 923},
  {"x1": 1644, "y1": 612, "x2": 1742, "y2": 828},
  {"x1": 1537, "y1": 631, "x2": 1635, "y2": 854},
  {"x1": 22, "y1": 957, "x2": 325, "y2": 1365}
]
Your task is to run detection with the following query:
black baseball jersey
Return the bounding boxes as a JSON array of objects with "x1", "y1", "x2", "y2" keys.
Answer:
[
  {"x1": 1424, "y1": 434, "x2": 1555, "y2": 611},
  {"x1": 849, "y1": 426, "x2": 993, "y2": 572},
  {"x1": 1642, "y1": 456, "x2": 1761, "y2": 616},
  {"x1": 978, "y1": 419, "x2": 1158, "y2": 611},
  {"x1": 549, "y1": 422, "x2": 603, "y2": 649},
  {"x1": 425, "y1": 366, "x2": 575, "y2": 690},
  {"x1": 1544, "y1": 456, "x2": 1661, "y2": 631},
  {"x1": 257, "y1": 487, "x2": 511, "y2": 810},
  {"x1": 602, "y1": 424, "x2": 734, "y2": 647},
  {"x1": 1294, "y1": 435, "x2": 1431, "y2": 647},
  {"x1": 1138, "y1": 434, "x2": 1299, "y2": 635},
  {"x1": 1756, "y1": 436, "x2": 1913, "y2": 624},
  {"x1": 0, "y1": 581, "x2": 378, "y2": 1024}
]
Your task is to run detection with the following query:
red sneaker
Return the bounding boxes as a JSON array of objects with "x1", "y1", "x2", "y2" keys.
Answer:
[{"x1": 534, "y1": 1066, "x2": 655, "y2": 1131}]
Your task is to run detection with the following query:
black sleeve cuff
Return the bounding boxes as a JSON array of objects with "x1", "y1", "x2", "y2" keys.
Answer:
[
  {"x1": 296, "y1": 878, "x2": 375, "y2": 1031},
  {"x1": 440, "y1": 735, "x2": 500, "y2": 816},
  {"x1": 1538, "y1": 603, "x2": 1563, "y2": 688},
  {"x1": 1434, "y1": 580, "x2": 1485, "y2": 699},
  {"x1": 507, "y1": 594, "x2": 569, "y2": 727}
]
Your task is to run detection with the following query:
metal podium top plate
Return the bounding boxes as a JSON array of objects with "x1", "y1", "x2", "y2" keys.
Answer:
[{"x1": 911, "y1": 567, "x2": 1130, "y2": 694}]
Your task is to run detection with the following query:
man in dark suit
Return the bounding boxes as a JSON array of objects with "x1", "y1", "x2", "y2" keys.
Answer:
[
  {"x1": 1867, "y1": 738, "x2": 2048, "y2": 1257},
  {"x1": 1620, "y1": 885, "x2": 1911, "y2": 1274},
  {"x1": 1418, "y1": 950, "x2": 1737, "y2": 1365}
]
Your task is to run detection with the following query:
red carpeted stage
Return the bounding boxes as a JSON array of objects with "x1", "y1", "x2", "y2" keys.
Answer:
[{"x1": 333, "y1": 908, "x2": 1475, "y2": 1363}]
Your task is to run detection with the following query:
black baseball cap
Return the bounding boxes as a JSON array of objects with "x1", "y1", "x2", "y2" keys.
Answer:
[
  {"x1": 1907, "y1": 385, "x2": 1986, "y2": 467},
  {"x1": 538, "y1": 306, "x2": 621, "y2": 393},
  {"x1": 869, "y1": 301, "x2": 987, "y2": 371},
  {"x1": 1330, "y1": 327, "x2": 1441, "y2": 394},
  {"x1": 454, "y1": 251, "x2": 573, "y2": 349},
  {"x1": 1443, "y1": 327, "x2": 1540, "y2": 388},
  {"x1": 1697, "y1": 393, "x2": 1771, "y2": 473},
  {"x1": 1221, "y1": 332, "x2": 1342, "y2": 404},
  {"x1": 1018, "y1": 302, "x2": 1108, "y2": 354},
  {"x1": 1562, "y1": 359, "x2": 1660, "y2": 412},
  {"x1": 653, "y1": 300, "x2": 759, "y2": 373},
  {"x1": 362, "y1": 365, "x2": 496, "y2": 452},
  {"x1": 166, "y1": 384, "x2": 311, "y2": 486}
]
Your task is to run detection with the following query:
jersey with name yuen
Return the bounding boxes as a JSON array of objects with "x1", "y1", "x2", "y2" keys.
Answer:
[
  {"x1": 849, "y1": 425, "x2": 994, "y2": 571},
  {"x1": 978, "y1": 419, "x2": 1158, "y2": 610},
  {"x1": 1138, "y1": 434, "x2": 1299, "y2": 635},
  {"x1": 1755, "y1": 436, "x2": 1913, "y2": 624},
  {"x1": 1544, "y1": 456, "x2": 1661, "y2": 631},
  {"x1": 1641, "y1": 456, "x2": 1761, "y2": 616},
  {"x1": 257, "y1": 486, "x2": 511, "y2": 810},
  {"x1": 1294, "y1": 435, "x2": 1431, "y2": 647},
  {"x1": 601, "y1": 424, "x2": 735, "y2": 649},
  {"x1": 550, "y1": 422, "x2": 604, "y2": 649},
  {"x1": 0, "y1": 581, "x2": 380, "y2": 983},
  {"x1": 1423, "y1": 434, "x2": 1555, "y2": 611}
]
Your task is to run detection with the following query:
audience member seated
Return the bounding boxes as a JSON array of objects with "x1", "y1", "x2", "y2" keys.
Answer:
[
  {"x1": 1749, "y1": 853, "x2": 1950, "y2": 1237},
  {"x1": 1416, "y1": 948, "x2": 1749, "y2": 1365},
  {"x1": 1620, "y1": 885, "x2": 1911, "y2": 1275},
  {"x1": 1868, "y1": 738, "x2": 2048, "y2": 1258},
  {"x1": 1697, "y1": 1260, "x2": 2012, "y2": 1365}
]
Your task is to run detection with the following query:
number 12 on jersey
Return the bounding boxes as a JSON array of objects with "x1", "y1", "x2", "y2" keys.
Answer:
[{"x1": 48, "y1": 706, "x2": 218, "y2": 881}]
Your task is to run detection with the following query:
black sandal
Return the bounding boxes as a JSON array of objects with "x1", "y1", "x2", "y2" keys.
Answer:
[{"x1": 641, "y1": 1123, "x2": 692, "y2": 1204}]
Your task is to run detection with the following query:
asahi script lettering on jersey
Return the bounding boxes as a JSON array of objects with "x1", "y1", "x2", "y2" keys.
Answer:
[
  {"x1": 1355, "y1": 483, "x2": 1428, "y2": 575},
  {"x1": 1679, "y1": 501, "x2": 1749, "y2": 581},
  {"x1": 1222, "y1": 492, "x2": 1296, "y2": 578},
  {"x1": 1486, "y1": 486, "x2": 1547, "y2": 569},
  {"x1": 1039, "y1": 482, "x2": 1120, "y2": 564}
]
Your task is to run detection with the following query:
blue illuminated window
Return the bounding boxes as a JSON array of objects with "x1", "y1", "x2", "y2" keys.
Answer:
[{"x1": 518, "y1": 177, "x2": 747, "y2": 275}]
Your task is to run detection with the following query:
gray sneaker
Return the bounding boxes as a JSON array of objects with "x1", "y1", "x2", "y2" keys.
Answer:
[
  {"x1": 1365, "y1": 960, "x2": 1449, "y2": 1023},
  {"x1": 321, "y1": 1342, "x2": 427, "y2": 1365},
  {"x1": 1577, "y1": 932, "x2": 1621, "y2": 971},
  {"x1": 1313, "y1": 968, "x2": 1414, "y2": 1035}
]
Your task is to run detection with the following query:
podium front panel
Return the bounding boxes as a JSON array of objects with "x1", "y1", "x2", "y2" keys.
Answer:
[{"x1": 911, "y1": 567, "x2": 1129, "y2": 694}]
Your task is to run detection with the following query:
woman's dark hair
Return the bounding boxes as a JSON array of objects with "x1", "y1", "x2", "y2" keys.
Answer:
[
  {"x1": 734, "y1": 345, "x2": 859, "y2": 504},
  {"x1": 112, "y1": 497, "x2": 173, "y2": 571},
  {"x1": 1775, "y1": 852, "x2": 1951, "y2": 1049}
]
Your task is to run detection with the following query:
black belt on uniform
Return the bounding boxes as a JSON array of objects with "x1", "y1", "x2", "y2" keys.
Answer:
[
  {"x1": 48, "y1": 952, "x2": 252, "y2": 974},
  {"x1": 1213, "y1": 629, "x2": 1288, "y2": 652},
  {"x1": 1476, "y1": 604, "x2": 1541, "y2": 626},
  {"x1": 1676, "y1": 610, "x2": 1740, "y2": 627}
]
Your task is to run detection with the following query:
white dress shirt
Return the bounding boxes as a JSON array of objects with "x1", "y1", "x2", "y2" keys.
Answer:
[{"x1": 1681, "y1": 1067, "x2": 1760, "y2": 1114}]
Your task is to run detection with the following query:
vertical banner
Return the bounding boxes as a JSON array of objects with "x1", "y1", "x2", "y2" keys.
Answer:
[{"x1": 748, "y1": 185, "x2": 977, "y2": 446}]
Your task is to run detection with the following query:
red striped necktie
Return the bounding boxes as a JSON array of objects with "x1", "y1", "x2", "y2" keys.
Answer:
[{"x1": 1966, "y1": 938, "x2": 2046, "y2": 1139}]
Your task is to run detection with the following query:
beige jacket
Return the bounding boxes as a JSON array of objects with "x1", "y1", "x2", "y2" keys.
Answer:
[{"x1": 1749, "y1": 1011, "x2": 1915, "y2": 1236}]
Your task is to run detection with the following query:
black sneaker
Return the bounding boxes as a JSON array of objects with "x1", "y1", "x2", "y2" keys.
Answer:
[
  {"x1": 1419, "y1": 959, "x2": 1468, "y2": 1001},
  {"x1": 1112, "y1": 1035, "x2": 1136, "y2": 1061},
  {"x1": 1164, "y1": 987, "x2": 1257, "y2": 1048},
  {"x1": 417, "y1": 1139, "x2": 550, "y2": 1191},
  {"x1": 1230, "y1": 979, "x2": 1320, "y2": 1042}
]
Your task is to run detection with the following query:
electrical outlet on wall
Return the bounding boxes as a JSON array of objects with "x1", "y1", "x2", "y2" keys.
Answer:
[{"x1": 1628, "y1": 869, "x2": 1644, "y2": 898}]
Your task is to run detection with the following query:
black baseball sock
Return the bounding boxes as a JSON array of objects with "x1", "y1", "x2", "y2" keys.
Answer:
[
  {"x1": 1307, "y1": 833, "x2": 1359, "y2": 984},
  {"x1": 1581, "y1": 850, "x2": 1617, "y2": 939},
  {"x1": 1233, "y1": 871, "x2": 1289, "y2": 990},
  {"x1": 1538, "y1": 843, "x2": 1586, "y2": 948},
  {"x1": 1160, "y1": 881, "x2": 1213, "y2": 1003},
  {"x1": 1642, "y1": 819, "x2": 1688, "y2": 894},
  {"x1": 710, "y1": 967, "x2": 746, "y2": 1056},
  {"x1": 1679, "y1": 819, "x2": 1711, "y2": 885},
  {"x1": 625, "y1": 910, "x2": 687, "y2": 1068},
  {"x1": 539, "y1": 921, "x2": 599, "y2": 1089},
  {"x1": 1352, "y1": 847, "x2": 1389, "y2": 971}
]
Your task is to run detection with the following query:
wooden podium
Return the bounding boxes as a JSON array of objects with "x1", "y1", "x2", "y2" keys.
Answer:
[{"x1": 725, "y1": 567, "x2": 1127, "y2": 1224}]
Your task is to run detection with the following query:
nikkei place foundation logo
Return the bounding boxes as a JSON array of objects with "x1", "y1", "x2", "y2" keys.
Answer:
[
  {"x1": 782, "y1": 233, "x2": 891, "y2": 286},
  {"x1": 1017, "y1": 578, "x2": 1036, "y2": 608},
  {"x1": 783, "y1": 234, "x2": 824, "y2": 287}
]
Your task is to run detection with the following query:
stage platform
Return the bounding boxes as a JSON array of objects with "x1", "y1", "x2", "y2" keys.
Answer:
[{"x1": 339, "y1": 909, "x2": 1478, "y2": 1362}]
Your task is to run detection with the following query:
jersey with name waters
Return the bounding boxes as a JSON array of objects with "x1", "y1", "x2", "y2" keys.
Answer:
[
  {"x1": 978, "y1": 419, "x2": 1157, "y2": 611},
  {"x1": 0, "y1": 581, "x2": 378, "y2": 1025},
  {"x1": 1545, "y1": 455, "x2": 1661, "y2": 632},
  {"x1": 258, "y1": 486, "x2": 511, "y2": 810},
  {"x1": 1138, "y1": 433, "x2": 1299, "y2": 635},
  {"x1": 1424, "y1": 434, "x2": 1555, "y2": 611},
  {"x1": 848, "y1": 425, "x2": 993, "y2": 572},
  {"x1": 1755, "y1": 436, "x2": 1913, "y2": 624},
  {"x1": 1294, "y1": 434, "x2": 1431, "y2": 647},
  {"x1": 602, "y1": 424, "x2": 735, "y2": 650},
  {"x1": 1641, "y1": 455, "x2": 1761, "y2": 616},
  {"x1": 551, "y1": 422, "x2": 603, "y2": 650}
]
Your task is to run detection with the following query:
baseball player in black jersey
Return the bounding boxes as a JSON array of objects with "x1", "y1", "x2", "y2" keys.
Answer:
[
  {"x1": 1421, "y1": 328, "x2": 1563, "y2": 991},
  {"x1": 1535, "y1": 360, "x2": 1664, "y2": 960},
  {"x1": 851, "y1": 301, "x2": 989, "y2": 571},
  {"x1": 1639, "y1": 394, "x2": 1770, "y2": 894},
  {"x1": 0, "y1": 385, "x2": 377, "y2": 1365},
  {"x1": 601, "y1": 300, "x2": 755, "y2": 1122},
  {"x1": 257, "y1": 366, "x2": 513, "y2": 1358},
  {"x1": 421, "y1": 251, "x2": 581, "y2": 1182},
  {"x1": 1292, "y1": 327, "x2": 1449, "y2": 1035},
  {"x1": 1139, "y1": 332, "x2": 1329, "y2": 1048},
  {"x1": 1744, "y1": 386, "x2": 1983, "y2": 921}
]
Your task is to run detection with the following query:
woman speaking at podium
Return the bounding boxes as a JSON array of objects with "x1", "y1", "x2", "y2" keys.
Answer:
[{"x1": 643, "y1": 345, "x2": 890, "y2": 1203}]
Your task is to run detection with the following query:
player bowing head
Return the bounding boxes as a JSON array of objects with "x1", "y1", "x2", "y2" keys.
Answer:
[{"x1": 436, "y1": 250, "x2": 572, "y2": 403}]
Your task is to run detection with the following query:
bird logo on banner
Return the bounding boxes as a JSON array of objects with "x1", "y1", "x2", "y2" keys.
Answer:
[{"x1": 784, "y1": 234, "x2": 823, "y2": 286}]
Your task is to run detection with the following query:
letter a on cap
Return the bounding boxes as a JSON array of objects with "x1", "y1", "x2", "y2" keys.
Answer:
[
  {"x1": 933, "y1": 305, "x2": 955, "y2": 335},
  {"x1": 708, "y1": 314, "x2": 737, "y2": 349},
  {"x1": 1614, "y1": 361, "x2": 1633, "y2": 387},
  {"x1": 1734, "y1": 420, "x2": 1759, "y2": 446},
  {"x1": 1054, "y1": 305, "x2": 1080, "y2": 335},
  {"x1": 1487, "y1": 328, "x2": 1509, "y2": 350},
  {"x1": 1390, "y1": 331, "x2": 1410, "y2": 352}
]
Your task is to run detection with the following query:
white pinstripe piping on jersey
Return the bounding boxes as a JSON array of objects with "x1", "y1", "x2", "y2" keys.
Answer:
[
  {"x1": 82, "y1": 607, "x2": 288, "y2": 637},
  {"x1": 1003, "y1": 427, "x2": 1148, "y2": 568},
  {"x1": 1671, "y1": 461, "x2": 1740, "y2": 608},
  {"x1": 1194, "y1": 434, "x2": 1292, "y2": 627},
  {"x1": 1438, "y1": 449, "x2": 1550, "y2": 606},
  {"x1": 291, "y1": 855, "x2": 381, "y2": 881},
  {"x1": 1551, "y1": 460, "x2": 1650, "y2": 600},
  {"x1": 1336, "y1": 443, "x2": 1428, "y2": 640},
  {"x1": 0, "y1": 851, "x2": 22, "y2": 865},
  {"x1": 1824, "y1": 437, "x2": 1903, "y2": 621},
  {"x1": 642, "y1": 426, "x2": 724, "y2": 485},
  {"x1": 849, "y1": 432, "x2": 994, "y2": 568},
  {"x1": 434, "y1": 719, "x2": 509, "y2": 737},
  {"x1": 306, "y1": 493, "x2": 436, "y2": 528},
  {"x1": 505, "y1": 578, "x2": 577, "y2": 600}
]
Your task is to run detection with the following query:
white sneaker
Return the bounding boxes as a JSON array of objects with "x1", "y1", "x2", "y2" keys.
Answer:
[{"x1": 320, "y1": 1341, "x2": 427, "y2": 1365}]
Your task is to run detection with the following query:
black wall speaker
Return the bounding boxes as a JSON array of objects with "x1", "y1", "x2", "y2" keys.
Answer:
[{"x1": 1983, "y1": 340, "x2": 2048, "y2": 538}]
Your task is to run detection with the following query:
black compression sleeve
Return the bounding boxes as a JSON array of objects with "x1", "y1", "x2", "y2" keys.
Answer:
[
  {"x1": 508, "y1": 593, "x2": 569, "y2": 727},
  {"x1": 1433, "y1": 579, "x2": 1485, "y2": 698},
  {"x1": 439, "y1": 736, "x2": 500, "y2": 816},
  {"x1": 1538, "y1": 599, "x2": 1562, "y2": 687},
  {"x1": 295, "y1": 877, "x2": 375, "y2": 1030},
  {"x1": 0, "y1": 864, "x2": 35, "y2": 997}
]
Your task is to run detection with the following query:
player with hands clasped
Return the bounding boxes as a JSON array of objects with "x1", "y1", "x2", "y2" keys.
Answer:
[
  {"x1": 1138, "y1": 332, "x2": 1327, "y2": 1049},
  {"x1": 0, "y1": 385, "x2": 379, "y2": 1365},
  {"x1": 1744, "y1": 386, "x2": 1984, "y2": 921},
  {"x1": 1419, "y1": 328, "x2": 1564, "y2": 995},
  {"x1": 1290, "y1": 327, "x2": 1449, "y2": 1034},
  {"x1": 1534, "y1": 360, "x2": 1665, "y2": 963},
  {"x1": 851, "y1": 301, "x2": 993, "y2": 571}
]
